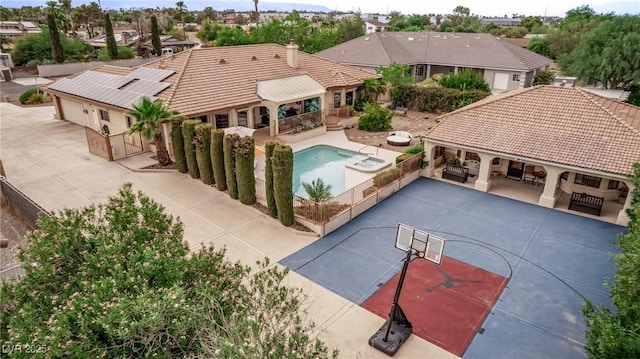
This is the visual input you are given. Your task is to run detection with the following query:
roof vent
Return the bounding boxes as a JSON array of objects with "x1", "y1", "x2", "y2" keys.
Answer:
[
  {"x1": 273, "y1": 53, "x2": 281, "y2": 59},
  {"x1": 408, "y1": 37, "x2": 414, "y2": 41},
  {"x1": 158, "y1": 60, "x2": 167, "y2": 69},
  {"x1": 218, "y1": 58, "x2": 226, "y2": 64},
  {"x1": 365, "y1": 37, "x2": 369, "y2": 41},
  {"x1": 250, "y1": 55, "x2": 257, "y2": 60}
]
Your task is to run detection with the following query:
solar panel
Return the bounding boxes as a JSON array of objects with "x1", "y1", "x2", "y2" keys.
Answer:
[{"x1": 128, "y1": 67, "x2": 175, "y2": 82}]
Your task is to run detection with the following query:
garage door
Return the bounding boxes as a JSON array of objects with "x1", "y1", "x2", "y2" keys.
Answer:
[
  {"x1": 493, "y1": 73, "x2": 509, "y2": 91},
  {"x1": 59, "y1": 98, "x2": 88, "y2": 126}
]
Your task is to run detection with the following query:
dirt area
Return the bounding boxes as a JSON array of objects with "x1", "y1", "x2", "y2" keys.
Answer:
[
  {"x1": 0, "y1": 203, "x2": 30, "y2": 271},
  {"x1": 343, "y1": 109, "x2": 440, "y2": 152}
]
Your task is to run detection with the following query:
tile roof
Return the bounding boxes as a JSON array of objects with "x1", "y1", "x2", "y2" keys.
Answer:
[
  {"x1": 141, "y1": 44, "x2": 377, "y2": 115},
  {"x1": 425, "y1": 86, "x2": 640, "y2": 176},
  {"x1": 316, "y1": 32, "x2": 553, "y2": 71}
]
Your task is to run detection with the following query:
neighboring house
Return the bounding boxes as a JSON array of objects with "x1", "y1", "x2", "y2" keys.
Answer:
[
  {"x1": 0, "y1": 21, "x2": 41, "y2": 39},
  {"x1": 365, "y1": 20, "x2": 387, "y2": 34},
  {"x1": 151, "y1": 35, "x2": 198, "y2": 53},
  {"x1": 316, "y1": 31, "x2": 553, "y2": 92},
  {"x1": 86, "y1": 32, "x2": 197, "y2": 54},
  {"x1": 86, "y1": 31, "x2": 139, "y2": 48},
  {"x1": 42, "y1": 42, "x2": 376, "y2": 160},
  {"x1": 422, "y1": 85, "x2": 640, "y2": 225},
  {"x1": 480, "y1": 17, "x2": 522, "y2": 27}
]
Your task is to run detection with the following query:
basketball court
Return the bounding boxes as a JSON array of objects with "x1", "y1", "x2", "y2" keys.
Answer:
[{"x1": 280, "y1": 178, "x2": 624, "y2": 358}]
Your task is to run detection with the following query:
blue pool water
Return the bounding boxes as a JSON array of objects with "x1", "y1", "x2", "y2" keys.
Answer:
[{"x1": 293, "y1": 145, "x2": 361, "y2": 197}]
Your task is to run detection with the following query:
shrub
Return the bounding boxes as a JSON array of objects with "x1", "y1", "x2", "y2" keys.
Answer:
[
  {"x1": 264, "y1": 141, "x2": 278, "y2": 218},
  {"x1": 358, "y1": 102, "x2": 393, "y2": 132},
  {"x1": 404, "y1": 146, "x2": 424, "y2": 155},
  {"x1": 373, "y1": 168, "x2": 401, "y2": 188},
  {"x1": 533, "y1": 69, "x2": 555, "y2": 85},
  {"x1": 234, "y1": 136, "x2": 256, "y2": 205},
  {"x1": 272, "y1": 144, "x2": 294, "y2": 226},
  {"x1": 25, "y1": 92, "x2": 45, "y2": 104},
  {"x1": 223, "y1": 134, "x2": 239, "y2": 199},
  {"x1": 302, "y1": 178, "x2": 333, "y2": 202},
  {"x1": 18, "y1": 88, "x2": 39, "y2": 104},
  {"x1": 210, "y1": 129, "x2": 226, "y2": 191},
  {"x1": 182, "y1": 120, "x2": 201, "y2": 179},
  {"x1": 439, "y1": 69, "x2": 491, "y2": 93},
  {"x1": 392, "y1": 84, "x2": 490, "y2": 113},
  {"x1": 170, "y1": 117, "x2": 188, "y2": 173},
  {"x1": 395, "y1": 153, "x2": 413, "y2": 164},
  {"x1": 96, "y1": 46, "x2": 135, "y2": 61},
  {"x1": 195, "y1": 123, "x2": 215, "y2": 185}
]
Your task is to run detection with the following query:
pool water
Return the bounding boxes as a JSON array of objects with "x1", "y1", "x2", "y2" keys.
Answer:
[{"x1": 293, "y1": 145, "x2": 361, "y2": 197}]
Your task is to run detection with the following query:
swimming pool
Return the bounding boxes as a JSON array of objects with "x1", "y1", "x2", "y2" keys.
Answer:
[{"x1": 293, "y1": 145, "x2": 359, "y2": 197}]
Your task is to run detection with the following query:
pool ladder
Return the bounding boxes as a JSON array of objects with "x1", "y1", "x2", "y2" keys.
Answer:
[{"x1": 358, "y1": 144, "x2": 379, "y2": 157}]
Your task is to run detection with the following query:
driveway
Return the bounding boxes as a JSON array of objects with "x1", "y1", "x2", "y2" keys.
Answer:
[{"x1": 281, "y1": 178, "x2": 625, "y2": 358}]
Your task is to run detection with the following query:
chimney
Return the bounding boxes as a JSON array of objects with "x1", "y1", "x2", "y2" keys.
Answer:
[{"x1": 286, "y1": 40, "x2": 298, "y2": 68}]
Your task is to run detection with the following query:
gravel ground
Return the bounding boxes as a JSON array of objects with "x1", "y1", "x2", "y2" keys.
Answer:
[
  {"x1": 344, "y1": 109, "x2": 440, "y2": 151},
  {"x1": 0, "y1": 203, "x2": 30, "y2": 272}
]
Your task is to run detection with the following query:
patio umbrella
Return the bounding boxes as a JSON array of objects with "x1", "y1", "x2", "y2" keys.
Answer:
[{"x1": 222, "y1": 126, "x2": 256, "y2": 137}]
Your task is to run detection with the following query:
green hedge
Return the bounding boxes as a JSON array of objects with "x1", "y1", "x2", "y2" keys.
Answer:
[
  {"x1": 18, "y1": 88, "x2": 39, "y2": 104},
  {"x1": 170, "y1": 117, "x2": 188, "y2": 173},
  {"x1": 395, "y1": 153, "x2": 413, "y2": 164},
  {"x1": 373, "y1": 168, "x2": 401, "y2": 188},
  {"x1": 223, "y1": 134, "x2": 239, "y2": 199},
  {"x1": 195, "y1": 123, "x2": 214, "y2": 185},
  {"x1": 182, "y1": 120, "x2": 201, "y2": 179},
  {"x1": 210, "y1": 129, "x2": 226, "y2": 191},
  {"x1": 391, "y1": 84, "x2": 490, "y2": 113},
  {"x1": 271, "y1": 144, "x2": 294, "y2": 226},
  {"x1": 264, "y1": 141, "x2": 278, "y2": 218},
  {"x1": 235, "y1": 136, "x2": 256, "y2": 205}
]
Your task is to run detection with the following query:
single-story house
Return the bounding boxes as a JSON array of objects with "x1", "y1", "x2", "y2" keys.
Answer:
[
  {"x1": 87, "y1": 32, "x2": 198, "y2": 54},
  {"x1": 365, "y1": 20, "x2": 387, "y2": 34},
  {"x1": 422, "y1": 85, "x2": 640, "y2": 226},
  {"x1": 0, "y1": 21, "x2": 41, "y2": 39},
  {"x1": 42, "y1": 42, "x2": 377, "y2": 160},
  {"x1": 316, "y1": 31, "x2": 553, "y2": 92}
]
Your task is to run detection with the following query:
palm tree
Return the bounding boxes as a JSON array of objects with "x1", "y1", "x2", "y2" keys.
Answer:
[
  {"x1": 302, "y1": 178, "x2": 332, "y2": 202},
  {"x1": 360, "y1": 78, "x2": 387, "y2": 103},
  {"x1": 128, "y1": 97, "x2": 178, "y2": 166},
  {"x1": 253, "y1": 0, "x2": 259, "y2": 24},
  {"x1": 176, "y1": 1, "x2": 187, "y2": 39}
]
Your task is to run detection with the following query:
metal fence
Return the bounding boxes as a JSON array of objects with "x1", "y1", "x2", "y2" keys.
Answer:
[
  {"x1": 0, "y1": 176, "x2": 49, "y2": 229},
  {"x1": 256, "y1": 152, "x2": 423, "y2": 236}
]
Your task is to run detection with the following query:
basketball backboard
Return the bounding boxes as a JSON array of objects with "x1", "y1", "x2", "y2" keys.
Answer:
[{"x1": 395, "y1": 224, "x2": 445, "y2": 264}]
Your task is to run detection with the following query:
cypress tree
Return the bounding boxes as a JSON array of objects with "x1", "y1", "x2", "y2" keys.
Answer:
[
  {"x1": 272, "y1": 145, "x2": 294, "y2": 226},
  {"x1": 235, "y1": 136, "x2": 256, "y2": 205},
  {"x1": 195, "y1": 123, "x2": 215, "y2": 185},
  {"x1": 223, "y1": 134, "x2": 239, "y2": 199},
  {"x1": 182, "y1": 120, "x2": 201, "y2": 179},
  {"x1": 104, "y1": 12, "x2": 118, "y2": 60},
  {"x1": 210, "y1": 129, "x2": 226, "y2": 191},
  {"x1": 170, "y1": 117, "x2": 188, "y2": 173},
  {"x1": 47, "y1": 13, "x2": 65, "y2": 64},
  {"x1": 264, "y1": 141, "x2": 277, "y2": 217},
  {"x1": 150, "y1": 15, "x2": 162, "y2": 55}
]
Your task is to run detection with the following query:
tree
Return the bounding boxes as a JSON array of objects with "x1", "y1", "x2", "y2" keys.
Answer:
[
  {"x1": 10, "y1": 26, "x2": 91, "y2": 66},
  {"x1": 150, "y1": 15, "x2": 162, "y2": 55},
  {"x1": 376, "y1": 63, "x2": 415, "y2": 88},
  {"x1": 0, "y1": 184, "x2": 337, "y2": 358},
  {"x1": 176, "y1": 1, "x2": 187, "y2": 39},
  {"x1": 582, "y1": 163, "x2": 640, "y2": 358},
  {"x1": 235, "y1": 136, "x2": 256, "y2": 205},
  {"x1": 302, "y1": 178, "x2": 332, "y2": 202},
  {"x1": 71, "y1": 2, "x2": 102, "y2": 39},
  {"x1": 264, "y1": 141, "x2": 278, "y2": 217},
  {"x1": 253, "y1": 0, "x2": 259, "y2": 24},
  {"x1": 271, "y1": 144, "x2": 294, "y2": 226},
  {"x1": 46, "y1": 3, "x2": 65, "y2": 63},
  {"x1": 195, "y1": 123, "x2": 215, "y2": 185},
  {"x1": 520, "y1": 16, "x2": 542, "y2": 31},
  {"x1": 360, "y1": 78, "x2": 387, "y2": 103},
  {"x1": 358, "y1": 102, "x2": 393, "y2": 132},
  {"x1": 527, "y1": 38, "x2": 553, "y2": 58},
  {"x1": 533, "y1": 70, "x2": 555, "y2": 85},
  {"x1": 127, "y1": 97, "x2": 178, "y2": 166},
  {"x1": 214, "y1": 26, "x2": 250, "y2": 46},
  {"x1": 336, "y1": 14, "x2": 365, "y2": 42},
  {"x1": 451, "y1": 5, "x2": 471, "y2": 26},
  {"x1": 224, "y1": 134, "x2": 239, "y2": 199},
  {"x1": 96, "y1": 46, "x2": 134, "y2": 61},
  {"x1": 561, "y1": 15, "x2": 640, "y2": 89},
  {"x1": 183, "y1": 120, "x2": 202, "y2": 179},
  {"x1": 210, "y1": 129, "x2": 226, "y2": 191},
  {"x1": 545, "y1": 5, "x2": 606, "y2": 59},
  {"x1": 103, "y1": 12, "x2": 118, "y2": 60},
  {"x1": 197, "y1": 18, "x2": 220, "y2": 45},
  {"x1": 171, "y1": 117, "x2": 188, "y2": 173}
]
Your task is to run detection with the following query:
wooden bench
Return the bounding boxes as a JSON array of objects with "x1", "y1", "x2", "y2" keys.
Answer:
[
  {"x1": 442, "y1": 164, "x2": 469, "y2": 183},
  {"x1": 568, "y1": 192, "x2": 604, "y2": 216}
]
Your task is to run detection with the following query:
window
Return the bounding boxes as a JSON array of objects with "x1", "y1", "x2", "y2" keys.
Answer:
[
  {"x1": 492, "y1": 158, "x2": 501, "y2": 165},
  {"x1": 345, "y1": 91, "x2": 354, "y2": 106},
  {"x1": 215, "y1": 114, "x2": 229, "y2": 129},
  {"x1": 238, "y1": 111, "x2": 248, "y2": 127},
  {"x1": 435, "y1": 146, "x2": 445, "y2": 157},
  {"x1": 416, "y1": 65, "x2": 425, "y2": 77},
  {"x1": 512, "y1": 74, "x2": 520, "y2": 82},
  {"x1": 574, "y1": 173, "x2": 602, "y2": 188},
  {"x1": 333, "y1": 91, "x2": 341, "y2": 108},
  {"x1": 608, "y1": 180, "x2": 620, "y2": 190},
  {"x1": 199, "y1": 115, "x2": 208, "y2": 123},
  {"x1": 126, "y1": 116, "x2": 133, "y2": 128},
  {"x1": 561, "y1": 172, "x2": 569, "y2": 180},
  {"x1": 99, "y1": 109, "x2": 110, "y2": 121}
]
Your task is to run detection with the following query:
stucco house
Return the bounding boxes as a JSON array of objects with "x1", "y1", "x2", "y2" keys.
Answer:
[
  {"x1": 42, "y1": 42, "x2": 377, "y2": 160},
  {"x1": 316, "y1": 31, "x2": 553, "y2": 92},
  {"x1": 422, "y1": 85, "x2": 640, "y2": 225},
  {"x1": 0, "y1": 21, "x2": 41, "y2": 40}
]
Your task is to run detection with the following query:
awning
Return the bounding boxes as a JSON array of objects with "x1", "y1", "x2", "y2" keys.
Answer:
[{"x1": 257, "y1": 74, "x2": 326, "y2": 103}]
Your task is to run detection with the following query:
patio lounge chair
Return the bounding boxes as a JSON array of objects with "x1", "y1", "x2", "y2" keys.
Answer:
[{"x1": 387, "y1": 131, "x2": 412, "y2": 146}]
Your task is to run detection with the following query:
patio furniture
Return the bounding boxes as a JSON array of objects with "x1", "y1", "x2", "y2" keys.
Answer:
[
  {"x1": 523, "y1": 165, "x2": 536, "y2": 184},
  {"x1": 442, "y1": 164, "x2": 469, "y2": 183},
  {"x1": 463, "y1": 160, "x2": 480, "y2": 177},
  {"x1": 387, "y1": 131, "x2": 412, "y2": 146},
  {"x1": 568, "y1": 192, "x2": 604, "y2": 216},
  {"x1": 533, "y1": 171, "x2": 546, "y2": 187}
]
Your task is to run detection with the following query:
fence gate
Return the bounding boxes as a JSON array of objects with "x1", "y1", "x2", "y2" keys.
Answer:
[
  {"x1": 84, "y1": 126, "x2": 113, "y2": 161},
  {"x1": 123, "y1": 131, "x2": 144, "y2": 157}
]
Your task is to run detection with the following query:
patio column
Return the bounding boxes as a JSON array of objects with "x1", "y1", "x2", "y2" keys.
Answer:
[
  {"x1": 423, "y1": 140, "x2": 437, "y2": 177},
  {"x1": 474, "y1": 153, "x2": 494, "y2": 192},
  {"x1": 247, "y1": 107, "x2": 255, "y2": 128},
  {"x1": 318, "y1": 96, "x2": 325, "y2": 123},
  {"x1": 229, "y1": 109, "x2": 238, "y2": 127},
  {"x1": 266, "y1": 103, "x2": 279, "y2": 137},
  {"x1": 426, "y1": 64, "x2": 431, "y2": 78},
  {"x1": 538, "y1": 166, "x2": 564, "y2": 208},
  {"x1": 617, "y1": 181, "x2": 634, "y2": 226}
]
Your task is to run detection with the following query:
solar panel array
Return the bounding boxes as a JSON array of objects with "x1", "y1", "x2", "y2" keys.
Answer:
[{"x1": 48, "y1": 67, "x2": 175, "y2": 109}]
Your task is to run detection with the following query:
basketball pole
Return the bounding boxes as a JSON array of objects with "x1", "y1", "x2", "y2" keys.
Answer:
[{"x1": 383, "y1": 249, "x2": 413, "y2": 342}]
